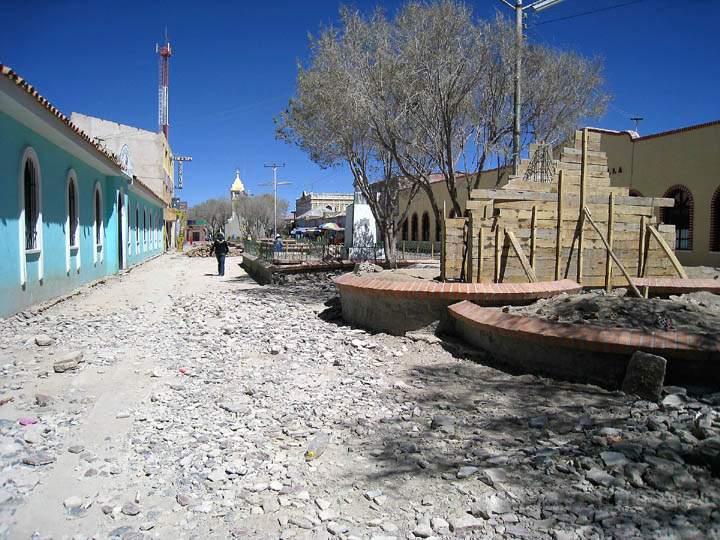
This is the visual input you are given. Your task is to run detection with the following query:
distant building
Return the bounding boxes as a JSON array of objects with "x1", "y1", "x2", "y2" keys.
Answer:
[
  {"x1": 70, "y1": 112, "x2": 178, "y2": 249},
  {"x1": 0, "y1": 65, "x2": 165, "y2": 317},
  {"x1": 294, "y1": 191, "x2": 353, "y2": 228}
]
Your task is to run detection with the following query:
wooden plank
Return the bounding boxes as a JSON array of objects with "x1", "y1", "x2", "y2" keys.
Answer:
[
  {"x1": 555, "y1": 170, "x2": 564, "y2": 280},
  {"x1": 646, "y1": 224, "x2": 688, "y2": 279},
  {"x1": 605, "y1": 193, "x2": 615, "y2": 293},
  {"x1": 530, "y1": 206, "x2": 537, "y2": 270},
  {"x1": 583, "y1": 206, "x2": 643, "y2": 298},
  {"x1": 505, "y1": 229, "x2": 537, "y2": 283},
  {"x1": 440, "y1": 201, "x2": 446, "y2": 281}
]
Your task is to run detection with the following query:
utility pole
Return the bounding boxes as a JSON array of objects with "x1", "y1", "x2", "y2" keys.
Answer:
[
  {"x1": 500, "y1": 0, "x2": 566, "y2": 175},
  {"x1": 630, "y1": 117, "x2": 644, "y2": 134},
  {"x1": 260, "y1": 163, "x2": 291, "y2": 237}
]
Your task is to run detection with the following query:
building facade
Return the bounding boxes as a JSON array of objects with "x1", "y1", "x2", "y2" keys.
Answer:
[
  {"x1": 70, "y1": 112, "x2": 178, "y2": 249},
  {"x1": 593, "y1": 121, "x2": 720, "y2": 267},
  {"x1": 0, "y1": 65, "x2": 165, "y2": 318}
]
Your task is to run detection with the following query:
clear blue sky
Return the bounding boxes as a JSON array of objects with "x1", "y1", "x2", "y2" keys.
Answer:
[{"x1": 2, "y1": 0, "x2": 718, "y2": 207}]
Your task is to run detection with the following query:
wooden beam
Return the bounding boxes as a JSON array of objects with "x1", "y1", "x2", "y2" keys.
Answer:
[
  {"x1": 555, "y1": 170, "x2": 564, "y2": 280},
  {"x1": 477, "y1": 226, "x2": 484, "y2": 282},
  {"x1": 637, "y1": 215, "x2": 646, "y2": 277},
  {"x1": 646, "y1": 225, "x2": 689, "y2": 279},
  {"x1": 530, "y1": 206, "x2": 537, "y2": 270},
  {"x1": 440, "y1": 201, "x2": 446, "y2": 281},
  {"x1": 605, "y1": 193, "x2": 615, "y2": 293},
  {"x1": 583, "y1": 206, "x2": 643, "y2": 298},
  {"x1": 505, "y1": 229, "x2": 537, "y2": 283},
  {"x1": 468, "y1": 190, "x2": 674, "y2": 208}
]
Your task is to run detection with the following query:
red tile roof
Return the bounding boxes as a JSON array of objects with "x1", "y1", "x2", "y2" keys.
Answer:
[{"x1": 1, "y1": 64, "x2": 123, "y2": 170}]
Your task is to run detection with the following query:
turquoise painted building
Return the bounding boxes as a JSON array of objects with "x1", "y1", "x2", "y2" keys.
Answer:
[{"x1": 0, "y1": 65, "x2": 166, "y2": 318}]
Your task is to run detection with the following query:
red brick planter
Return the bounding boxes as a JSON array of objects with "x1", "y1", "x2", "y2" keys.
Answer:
[
  {"x1": 448, "y1": 301, "x2": 720, "y2": 388},
  {"x1": 333, "y1": 274, "x2": 581, "y2": 335},
  {"x1": 631, "y1": 278, "x2": 720, "y2": 296}
]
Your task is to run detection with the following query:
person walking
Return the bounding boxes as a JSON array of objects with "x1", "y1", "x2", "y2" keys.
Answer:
[{"x1": 209, "y1": 232, "x2": 229, "y2": 276}]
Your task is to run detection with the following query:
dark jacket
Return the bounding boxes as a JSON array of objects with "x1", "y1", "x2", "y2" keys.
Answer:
[{"x1": 209, "y1": 239, "x2": 229, "y2": 257}]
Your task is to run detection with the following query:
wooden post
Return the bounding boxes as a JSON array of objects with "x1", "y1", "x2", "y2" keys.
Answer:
[
  {"x1": 440, "y1": 201, "x2": 446, "y2": 281},
  {"x1": 494, "y1": 224, "x2": 502, "y2": 283},
  {"x1": 555, "y1": 170, "x2": 564, "y2": 280},
  {"x1": 530, "y1": 205, "x2": 537, "y2": 270},
  {"x1": 577, "y1": 128, "x2": 588, "y2": 284},
  {"x1": 431, "y1": 241, "x2": 434, "y2": 259},
  {"x1": 646, "y1": 225, "x2": 689, "y2": 279},
  {"x1": 605, "y1": 193, "x2": 615, "y2": 293},
  {"x1": 638, "y1": 216, "x2": 647, "y2": 277},
  {"x1": 466, "y1": 213, "x2": 474, "y2": 282},
  {"x1": 477, "y1": 226, "x2": 484, "y2": 282},
  {"x1": 583, "y1": 206, "x2": 643, "y2": 298}
]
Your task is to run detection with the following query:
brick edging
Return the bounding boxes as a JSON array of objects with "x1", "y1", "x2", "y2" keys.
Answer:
[
  {"x1": 632, "y1": 277, "x2": 720, "y2": 295},
  {"x1": 448, "y1": 300, "x2": 720, "y2": 359},
  {"x1": 333, "y1": 273, "x2": 581, "y2": 302}
]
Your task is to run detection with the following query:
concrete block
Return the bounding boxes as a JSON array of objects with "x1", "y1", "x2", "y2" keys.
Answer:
[{"x1": 622, "y1": 351, "x2": 667, "y2": 402}]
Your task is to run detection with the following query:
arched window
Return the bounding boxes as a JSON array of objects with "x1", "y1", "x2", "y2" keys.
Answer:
[
  {"x1": 135, "y1": 205, "x2": 140, "y2": 251},
  {"x1": 410, "y1": 213, "x2": 418, "y2": 241},
  {"x1": 421, "y1": 212, "x2": 430, "y2": 241},
  {"x1": 401, "y1": 219, "x2": 408, "y2": 241},
  {"x1": 23, "y1": 155, "x2": 40, "y2": 250},
  {"x1": 143, "y1": 209, "x2": 147, "y2": 251},
  {"x1": 68, "y1": 178, "x2": 78, "y2": 247},
  {"x1": 662, "y1": 185, "x2": 693, "y2": 251},
  {"x1": 18, "y1": 147, "x2": 43, "y2": 284},
  {"x1": 629, "y1": 189, "x2": 643, "y2": 197},
  {"x1": 435, "y1": 219, "x2": 441, "y2": 242},
  {"x1": 66, "y1": 170, "x2": 80, "y2": 274},
  {"x1": 93, "y1": 184, "x2": 104, "y2": 263},
  {"x1": 711, "y1": 187, "x2": 720, "y2": 252}
]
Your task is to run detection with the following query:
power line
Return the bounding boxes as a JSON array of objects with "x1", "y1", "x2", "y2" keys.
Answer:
[{"x1": 528, "y1": 0, "x2": 653, "y2": 26}]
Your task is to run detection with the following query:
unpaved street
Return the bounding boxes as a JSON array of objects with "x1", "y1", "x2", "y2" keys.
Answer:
[{"x1": 1, "y1": 254, "x2": 719, "y2": 539}]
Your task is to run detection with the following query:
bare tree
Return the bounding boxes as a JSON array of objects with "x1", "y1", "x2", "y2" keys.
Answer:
[
  {"x1": 234, "y1": 194, "x2": 289, "y2": 239},
  {"x1": 279, "y1": 1, "x2": 609, "y2": 273},
  {"x1": 188, "y1": 198, "x2": 232, "y2": 235},
  {"x1": 276, "y1": 9, "x2": 418, "y2": 265}
]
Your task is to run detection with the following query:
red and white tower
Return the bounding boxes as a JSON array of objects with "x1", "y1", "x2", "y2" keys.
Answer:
[{"x1": 156, "y1": 36, "x2": 172, "y2": 140}]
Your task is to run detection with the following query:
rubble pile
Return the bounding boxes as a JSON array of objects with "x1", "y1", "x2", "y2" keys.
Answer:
[
  {"x1": 0, "y1": 272, "x2": 719, "y2": 538},
  {"x1": 185, "y1": 243, "x2": 244, "y2": 258}
]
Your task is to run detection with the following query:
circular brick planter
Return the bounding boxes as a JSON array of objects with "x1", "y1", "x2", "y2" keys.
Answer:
[
  {"x1": 333, "y1": 273, "x2": 581, "y2": 335},
  {"x1": 448, "y1": 301, "x2": 720, "y2": 388}
]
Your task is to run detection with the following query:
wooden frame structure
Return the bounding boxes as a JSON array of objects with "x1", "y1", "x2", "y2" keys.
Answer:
[{"x1": 442, "y1": 129, "x2": 682, "y2": 288}]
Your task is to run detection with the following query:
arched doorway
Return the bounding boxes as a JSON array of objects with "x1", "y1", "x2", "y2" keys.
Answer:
[
  {"x1": 662, "y1": 185, "x2": 693, "y2": 251},
  {"x1": 421, "y1": 212, "x2": 430, "y2": 241},
  {"x1": 711, "y1": 187, "x2": 720, "y2": 252},
  {"x1": 410, "y1": 213, "x2": 418, "y2": 241}
]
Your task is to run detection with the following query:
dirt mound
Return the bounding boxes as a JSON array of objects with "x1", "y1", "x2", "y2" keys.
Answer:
[{"x1": 507, "y1": 290, "x2": 720, "y2": 335}]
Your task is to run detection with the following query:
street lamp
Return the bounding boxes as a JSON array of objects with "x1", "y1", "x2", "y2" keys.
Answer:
[{"x1": 499, "y1": 0, "x2": 566, "y2": 176}]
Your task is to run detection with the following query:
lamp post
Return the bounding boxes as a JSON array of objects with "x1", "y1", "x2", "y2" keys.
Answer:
[{"x1": 500, "y1": 0, "x2": 566, "y2": 176}]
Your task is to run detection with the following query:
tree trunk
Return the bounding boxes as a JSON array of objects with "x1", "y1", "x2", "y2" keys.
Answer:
[{"x1": 384, "y1": 226, "x2": 397, "y2": 268}]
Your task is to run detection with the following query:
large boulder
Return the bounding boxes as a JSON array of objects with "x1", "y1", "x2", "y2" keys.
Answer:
[{"x1": 621, "y1": 351, "x2": 666, "y2": 402}]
